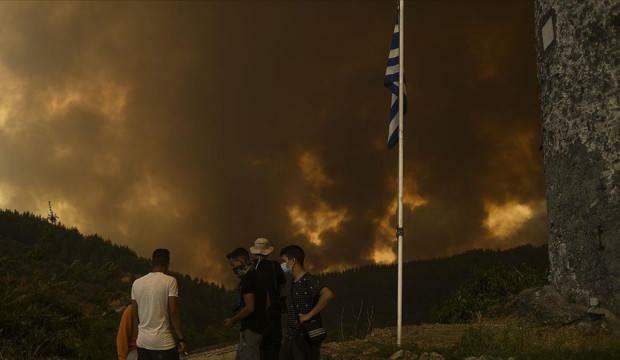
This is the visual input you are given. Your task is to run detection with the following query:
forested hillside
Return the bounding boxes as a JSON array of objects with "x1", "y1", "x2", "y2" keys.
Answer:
[
  {"x1": 0, "y1": 210, "x2": 235, "y2": 359},
  {"x1": 0, "y1": 209, "x2": 550, "y2": 358},
  {"x1": 320, "y1": 245, "x2": 549, "y2": 337}
]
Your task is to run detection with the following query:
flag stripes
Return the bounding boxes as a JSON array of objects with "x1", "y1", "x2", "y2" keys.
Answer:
[{"x1": 384, "y1": 17, "x2": 407, "y2": 148}]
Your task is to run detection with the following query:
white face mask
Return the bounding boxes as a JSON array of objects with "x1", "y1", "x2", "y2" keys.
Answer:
[{"x1": 281, "y1": 261, "x2": 292, "y2": 274}]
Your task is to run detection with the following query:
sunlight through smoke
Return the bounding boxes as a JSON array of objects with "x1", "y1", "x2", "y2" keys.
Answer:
[
  {"x1": 46, "y1": 80, "x2": 129, "y2": 122},
  {"x1": 298, "y1": 151, "x2": 334, "y2": 189},
  {"x1": 0, "y1": 62, "x2": 23, "y2": 135},
  {"x1": 483, "y1": 201, "x2": 534, "y2": 239},
  {"x1": 287, "y1": 202, "x2": 348, "y2": 246},
  {"x1": 372, "y1": 185, "x2": 428, "y2": 264}
]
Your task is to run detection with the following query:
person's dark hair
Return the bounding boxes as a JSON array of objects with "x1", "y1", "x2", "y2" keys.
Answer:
[
  {"x1": 226, "y1": 247, "x2": 250, "y2": 261},
  {"x1": 152, "y1": 248, "x2": 170, "y2": 267},
  {"x1": 280, "y1": 245, "x2": 305, "y2": 266}
]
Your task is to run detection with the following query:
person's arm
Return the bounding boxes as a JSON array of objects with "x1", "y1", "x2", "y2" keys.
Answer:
[
  {"x1": 116, "y1": 306, "x2": 132, "y2": 360},
  {"x1": 299, "y1": 287, "x2": 335, "y2": 323},
  {"x1": 167, "y1": 278, "x2": 186, "y2": 352},
  {"x1": 225, "y1": 293, "x2": 255, "y2": 325},
  {"x1": 168, "y1": 297, "x2": 185, "y2": 345},
  {"x1": 130, "y1": 283, "x2": 139, "y2": 343}
]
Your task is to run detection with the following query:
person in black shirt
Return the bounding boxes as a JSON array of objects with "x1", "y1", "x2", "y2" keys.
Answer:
[
  {"x1": 250, "y1": 238, "x2": 286, "y2": 360},
  {"x1": 224, "y1": 248, "x2": 268, "y2": 360},
  {"x1": 279, "y1": 245, "x2": 334, "y2": 360}
]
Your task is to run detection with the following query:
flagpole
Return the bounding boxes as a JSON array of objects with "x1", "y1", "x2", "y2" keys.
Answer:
[{"x1": 397, "y1": 0, "x2": 404, "y2": 348}]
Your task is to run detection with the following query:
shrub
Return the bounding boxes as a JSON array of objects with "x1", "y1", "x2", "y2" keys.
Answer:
[{"x1": 431, "y1": 265, "x2": 546, "y2": 323}]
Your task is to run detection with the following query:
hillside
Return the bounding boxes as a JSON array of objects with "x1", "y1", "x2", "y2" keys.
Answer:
[
  {"x1": 320, "y1": 244, "x2": 549, "y2": 336},
  {"x1": 0, "y1": 209, "x2": 550, "y2": 358},
  {"x1": 0, "y1": 209, "x2": 236, "y2": 359}
]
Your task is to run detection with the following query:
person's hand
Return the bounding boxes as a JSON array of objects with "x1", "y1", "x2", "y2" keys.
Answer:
[
  {"x1": 177, "y1": 340, "x2": 187, "y2": 353},
  {"x1": 298, "y1": 313, "x2": 312, "y2": 324},
  {"x1": 223, "y1": 318, "x2": 233, "y2": 327}
]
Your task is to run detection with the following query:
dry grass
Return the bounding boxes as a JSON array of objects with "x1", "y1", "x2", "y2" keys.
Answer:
[
  {"x1": 321, "y1": 319, "x2": 620, "y2": 360},
  {"x1": 369, "y1": 323, "x2": 502, "y2": 350}
]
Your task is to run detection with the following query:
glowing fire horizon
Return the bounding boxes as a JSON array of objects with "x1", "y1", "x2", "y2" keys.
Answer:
[{"x1": 483, "y1": 200, "x2": 545, "y2": 239}]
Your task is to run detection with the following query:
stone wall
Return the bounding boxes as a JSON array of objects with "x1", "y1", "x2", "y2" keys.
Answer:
[{"x1": 534, "y1": 0, "x2": 620, "y2": 314}]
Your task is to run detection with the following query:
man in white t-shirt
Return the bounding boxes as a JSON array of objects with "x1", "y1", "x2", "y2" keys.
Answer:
[{"x1": 131, "y1": 248, "x2": 186, "y2": 360}]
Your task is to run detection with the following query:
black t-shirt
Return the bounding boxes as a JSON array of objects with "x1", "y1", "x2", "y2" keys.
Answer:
[
  {"x1": 238, "y1": 269, "x2": 268, "y2": 333},
  {"x1": 255, "y1": 258, "x2": 285, "y2": 311},
  {"x1": 286, "y1": 273, "x2": 324, "y2": 336}
]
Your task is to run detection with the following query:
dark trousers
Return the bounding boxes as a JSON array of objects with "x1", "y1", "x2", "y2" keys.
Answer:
[
  {"x1": 261, "y1": 311, "x2": 282, "y2": 360},
  {"x1": 279, "y1": 334, "x2": 320, "y2": 360},
  {"x1": 137, "y1": 347, "x2": 179, "y2": 360}
]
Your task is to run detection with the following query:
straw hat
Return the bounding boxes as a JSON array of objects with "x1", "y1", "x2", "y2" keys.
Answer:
[{"x1": 250, "y1": 237, "x2": 274, "y2": 256}]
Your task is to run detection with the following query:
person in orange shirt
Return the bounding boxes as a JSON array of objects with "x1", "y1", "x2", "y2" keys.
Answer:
[{"x1": 116, "y1": 302, "x2": 138, "y2": 360}]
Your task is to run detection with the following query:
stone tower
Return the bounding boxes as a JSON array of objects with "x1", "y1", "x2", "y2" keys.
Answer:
[{"x1": 534, "y1": 0, "x2": 619, "y2": 314}]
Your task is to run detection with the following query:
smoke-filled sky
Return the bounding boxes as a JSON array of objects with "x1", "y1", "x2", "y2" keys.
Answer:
[{"x1": 0, "y1": 0, "x2": 546, "y2": 285}]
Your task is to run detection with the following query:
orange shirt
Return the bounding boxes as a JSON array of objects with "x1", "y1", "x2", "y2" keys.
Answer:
[{"x1": 116, "y1": 304, "x2": 138, "y2": 360}]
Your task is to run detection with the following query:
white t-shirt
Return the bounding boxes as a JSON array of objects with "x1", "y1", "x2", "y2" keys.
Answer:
[{"x1": 131, "y1": 272, "x2": 179, "y2": 350}]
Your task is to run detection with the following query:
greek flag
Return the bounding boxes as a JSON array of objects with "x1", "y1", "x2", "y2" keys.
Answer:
[{"x1": 384, "y1": 16, "x2": 407, "y2": 149}]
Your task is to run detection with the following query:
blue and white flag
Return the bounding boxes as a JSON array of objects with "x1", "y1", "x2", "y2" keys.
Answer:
[{"x1": 384, "y1": 16, "x2": 407, "y2": 149}]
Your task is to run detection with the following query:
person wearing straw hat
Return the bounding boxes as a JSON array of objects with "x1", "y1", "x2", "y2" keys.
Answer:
[
  {"x1": 250, "y1": 238, "x2": 285, "y2": 360},
  {"x1": 250, "y1": 238, "x2": 275, "y2": 259}
]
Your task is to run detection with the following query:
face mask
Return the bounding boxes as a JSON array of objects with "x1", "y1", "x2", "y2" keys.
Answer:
[
  {"x1": 233, "y1": 263, "x2": 251, "y2": 278},
  {"x1": 281, "y1": 261, "x2": 293, "y2": 274}
]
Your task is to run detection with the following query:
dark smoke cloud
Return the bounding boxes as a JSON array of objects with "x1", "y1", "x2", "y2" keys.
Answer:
[{"x1": 0, "y1": 0, "x2": 545, "y2": 285}]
